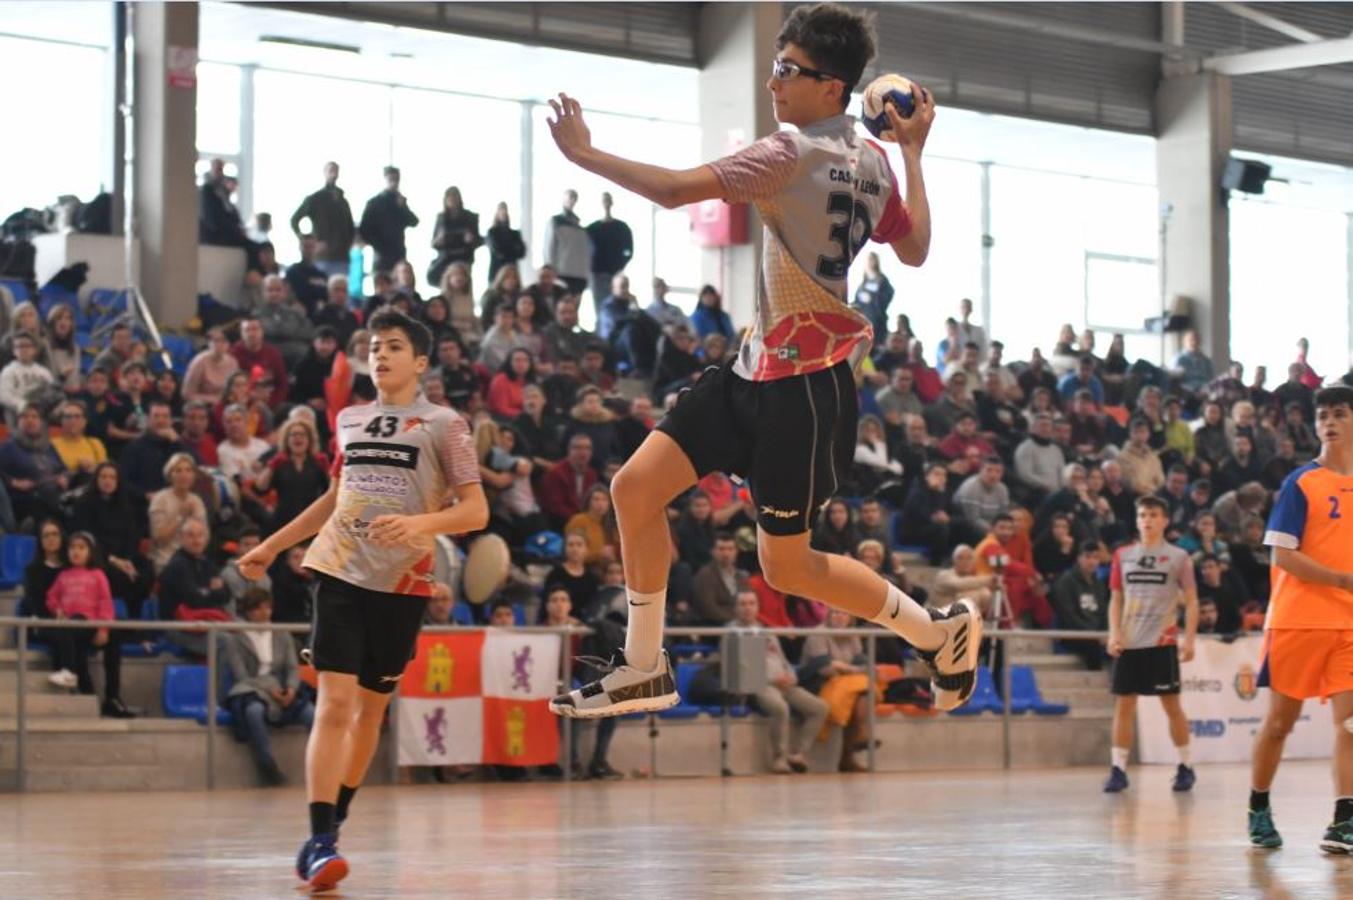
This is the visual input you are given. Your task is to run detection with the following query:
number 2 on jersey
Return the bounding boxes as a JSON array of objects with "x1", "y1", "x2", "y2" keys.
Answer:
[
  {"x1": 816, "y1": 191, "x2": 873, "y2": 280},
  {"x1": 1332, "y1": 495, "x2": 1343, "y2": 520},
  {"x1": 365, "y1": 415, "x2": 398, "y2": 438}
]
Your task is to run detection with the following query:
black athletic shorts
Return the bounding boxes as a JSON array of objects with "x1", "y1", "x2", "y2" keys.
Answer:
[
  {"x1": 1111, "y1": 645, "x2": 1181, "y2": 696},
  {"x1": 309, "y1": 573, "x2": 427, "y2": 693},
  {"x1": 656, "y1": 357, "x2": 856, "y2": 537}
]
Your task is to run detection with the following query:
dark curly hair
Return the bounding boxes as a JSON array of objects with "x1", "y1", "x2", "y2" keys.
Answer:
[{"x1": 776, "y1": 3, "x2": 878, "y2": 109}]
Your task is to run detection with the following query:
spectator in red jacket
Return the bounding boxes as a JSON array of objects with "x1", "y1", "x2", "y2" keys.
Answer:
[
  {"x1": 937, "y1": 412, "x2": 996, "y2": 461},
  {"x1": 231, "y1": 317, "x2": 288, "y2": 408},
  {"x1": 537, "y1": 432, "x2": 598, "y2": 529},
  {"x1": 974, "y1": 513, "x2": 1052, "y2": 627},
  {"x1": 904, "y1": 338, "x2": 944, "y2": 404}
]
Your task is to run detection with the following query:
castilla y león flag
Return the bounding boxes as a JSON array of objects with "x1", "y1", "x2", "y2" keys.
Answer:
[{"x1": 397, "y1": 630, "x2": 561, "y2": 767}]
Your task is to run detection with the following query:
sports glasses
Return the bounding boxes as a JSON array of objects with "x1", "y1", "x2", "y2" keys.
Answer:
[{"x1": 770, "y1": 58, "x2": 843, "y2": 83}]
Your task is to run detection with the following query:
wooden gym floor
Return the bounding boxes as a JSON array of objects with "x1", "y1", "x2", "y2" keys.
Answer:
[{"x1": 2, "y1": 761, "x2": 1351, "y2": 898}]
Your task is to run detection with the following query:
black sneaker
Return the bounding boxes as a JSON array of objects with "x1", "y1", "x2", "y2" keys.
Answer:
[
  {"x1": 1103, "y1": 765, "x2": 1129, "y2": 793},
  {"x1": 914, "y1": 600, "x2": 983, "y2": 711},
  {"x1": 1171, "y1": 764, "x2": 1196, "y2": 793},
  {"x1": 588, "y1": 760, "x2": 624, "y2": 781},
  {"x1": 1321, "y1": 819, "x2": 1353, "y2": 854},
  {"x1": 550, "y1": 650, "x2": 679, "y2": 719},
  {"x1": 100, "y1": 698, "x2": 136, "y2": 719}
]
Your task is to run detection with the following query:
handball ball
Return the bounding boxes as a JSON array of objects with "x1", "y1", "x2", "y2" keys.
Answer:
[{"x1": 860, "y1": 74, "x2": 918, "y2": 141}]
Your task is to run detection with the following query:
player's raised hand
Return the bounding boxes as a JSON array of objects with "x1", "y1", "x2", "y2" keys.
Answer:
[
  {"x1": 885, "y1": 85, "x2": 935, "y2": 156},
  {"x1": 546, "y1": 93, "x2": 593, "y2": 163},
  {"x1": 237, "y1": 544, "x2": 277, "y2": 581}
]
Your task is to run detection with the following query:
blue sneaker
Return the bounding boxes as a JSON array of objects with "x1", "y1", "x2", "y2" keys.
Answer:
[
  {"x1": 1103, "y1": 766, "x2": 1129, "y2": 793},
  {"x1": 297, "y1": 833, "x2": 348, "y2": 892},
  {"x1": 1172, "y1": 764, "x2": 1196, "y2": 793},
  {"x1": 1249, "y1": 807, "x2": 1282, "y2": 848}
]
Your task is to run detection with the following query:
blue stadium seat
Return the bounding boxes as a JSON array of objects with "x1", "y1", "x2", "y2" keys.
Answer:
[
  {"x1": 668, "y1": 643, "x2": 711, "y2": 661},
  {"x1": 451, "y1": 601, "x2": 475, "y2": 625},
  {"x1": 162, "y1": 664, "x2": 233, "y2": 726},
  {"x1": 659, "y1": 662, "x2": 749, "y2": 719},
  {"x1": 947, "y1": 665, "x2": 1004, "y2": 716},
  {"x1": 36, "y1": 289, "x2": 77, "y2": 320},
  {"x1": 140, "y1": 597, "x2": 160, "y2": 621},
  {"x1": 157, "y1": 334, "x2": 195, "y2": 376},
  {"x1": 0, "y1": 534, "x2": 38, "y2": 588},
  {"x1": 1009, "y1": 664, "x2": 1069, "y2": 716},
  {"x1": 0, "y1": 279, "x2": 31, "y2": 303}
]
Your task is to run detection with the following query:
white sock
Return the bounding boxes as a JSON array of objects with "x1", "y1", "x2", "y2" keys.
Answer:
[
  {"x1": 869, "y1": 583, "x2": 944, "y2": 651},
  {"x1": 1178, "y1": 744, "x2": 1191, "y2": 766},
  {"x1": 1112, "y1": 747, "x2": 1129, "y2": 770},
  {"x1": 622, "y1": 587, "x2": 666, "y2": 672}
]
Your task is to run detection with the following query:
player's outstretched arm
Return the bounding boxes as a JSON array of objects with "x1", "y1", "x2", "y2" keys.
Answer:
[
  {"x1": 368, "y1": 481, "x2": 489, "y2": 547},
  {"x1": 1273, "y1": 546, "x2": 1353, "y2": 591},
  {"x1": 547, "y1": 93, "x2": 723, "y2": 210},
  {"x1": 882, "y1": 92, "x2": 935, "y2": 267},
  {"x1": 237, "y1": 480, "x2": 340, "y2": 579}
]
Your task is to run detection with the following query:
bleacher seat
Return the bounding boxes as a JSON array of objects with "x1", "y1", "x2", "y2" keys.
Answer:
[
  {"x1": 0, "y1": 279, "x2": 31, "y2": 304},
  {"x1": 162, "y1": 664, "x2": 233, "y2": 726},
  {"x1": 659, "y1": 661, "x2": 750, "y2": 719},
  {"x1": 451, "y1": 601, "x2": 475, "y2": 625},
  {"x1": 947, "y1": 665, "x2": 1004, "y2": 716},
  {"x1": 0, "y1": 534, "x2": 38, "y2": 589},
  {"x1": 668, "y1": 643, "x2": 712, "y2": 661},
  {"x1": 1009, "y1": 664, "x2": 1070, "y2": 716}
]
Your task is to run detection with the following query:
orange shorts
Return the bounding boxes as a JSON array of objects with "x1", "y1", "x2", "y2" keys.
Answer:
[{"x1": 1261, "y1": 629, "x2": 1353, "y2": 701}]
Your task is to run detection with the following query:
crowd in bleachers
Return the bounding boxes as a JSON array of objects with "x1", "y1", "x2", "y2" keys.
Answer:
[{"x1": 3, "y1": 156, "x2": 1352, "y2": 784}]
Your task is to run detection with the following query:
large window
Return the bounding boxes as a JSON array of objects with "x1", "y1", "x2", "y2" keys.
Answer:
[
  {"x1": 0, "y1": 36, "x2": 108, "y2": 216},
  {"x1": 531, "y1": 106, "x2": 700, "y2": 326},
  {"x1": 990, "y1": 169, "x2": 1158, "y2": 362},
  {"x1": 251, "y1": 70, "x2": 393, "y2": 270},
  {"x1": 390, "y1": 88, "x2": 523, "y2": 291},
  {"x1": 1231, "y1": 198, "x2": 1349, "y2": 381}
]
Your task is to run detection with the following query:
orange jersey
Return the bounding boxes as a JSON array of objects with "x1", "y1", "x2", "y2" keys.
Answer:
[{"x1": 1263, "y1": 461, "x2": 1353, "y2": 629}]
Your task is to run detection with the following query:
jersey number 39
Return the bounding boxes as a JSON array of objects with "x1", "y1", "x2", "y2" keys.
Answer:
[{"x1": 816, "y1": 191, "x2": 873, "y2": 280}]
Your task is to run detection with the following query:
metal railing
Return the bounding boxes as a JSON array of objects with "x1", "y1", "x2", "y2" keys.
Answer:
[{"x1": 1, "y1": 615, "x2": 1115, "y2": 791}]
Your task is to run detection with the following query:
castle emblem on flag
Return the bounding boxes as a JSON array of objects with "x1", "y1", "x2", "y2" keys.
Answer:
[
  {"x1": 425, "y1": 643, "x2": 453, "y2": 694},
  {"x1": 511, "y1": 646, "x2": 533, "y2": 692},
  {"x1": 423, "y1": 707, "x2": 447, "y2": 755},
  {"x1": 506, "y1": 706, "x2": 526, "y2": 756}
]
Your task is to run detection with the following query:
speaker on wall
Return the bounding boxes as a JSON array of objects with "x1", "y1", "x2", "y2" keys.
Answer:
[{"x1": 1223, "y1": 158, "x2": 1272, "y2": 195}]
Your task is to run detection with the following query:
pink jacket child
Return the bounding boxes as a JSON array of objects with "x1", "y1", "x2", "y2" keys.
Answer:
[{"x1": 47, "y1": 567, "x2": 114, "y2": 622}]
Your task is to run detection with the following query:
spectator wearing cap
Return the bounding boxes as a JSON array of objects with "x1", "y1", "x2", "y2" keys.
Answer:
[
  {"x1": 1181, "y1": 477, "x2": 1213, "y2": 525},
  {"x1": 231, "y1": 317, "x2": 289, "y2": 408},
  {"x1": 1013, "y1": 413, "x2": 1065, "y2": 504},
  {"x1": 1057, "y1": 354, "x2": 1104, "y2": 406},
  {"x1": 358, "y1": 165, "x2": 419, "y2": 274}
]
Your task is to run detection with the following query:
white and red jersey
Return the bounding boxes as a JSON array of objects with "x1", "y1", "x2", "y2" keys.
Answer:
[
  {"x1": 708, "y1": 114, "x2": 911, "y2": 382},
  {"x1": 304, "y1": 396, "x2": 480, "y2": 597},
  {"x1": 1110, "y1": 541, "x2": 1196, "y2": 649}
]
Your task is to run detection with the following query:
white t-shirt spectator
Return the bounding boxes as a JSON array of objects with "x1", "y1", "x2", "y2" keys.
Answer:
[
  {"x1": 217, "y1": 437, "x2": 271, "y2": 483},
  {"x1": 0, "y1": 360, "x2": 54, "y2": 415}
]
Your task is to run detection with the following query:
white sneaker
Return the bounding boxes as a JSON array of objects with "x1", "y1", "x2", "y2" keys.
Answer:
[
  {"x1": 48, "y1": 669, "x2": 77, "y2": 689},
  {"x1": 916, "y1": 599, "x2": 983, "y2": 711},
  {"x1": 550, "y1": 650, "x2": 679, "y2": 719}
]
